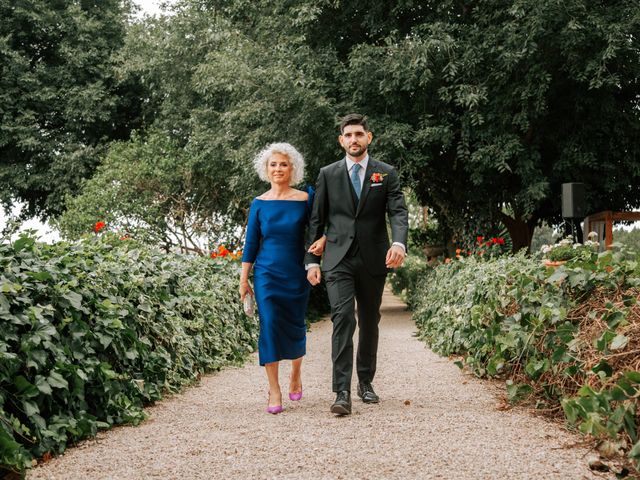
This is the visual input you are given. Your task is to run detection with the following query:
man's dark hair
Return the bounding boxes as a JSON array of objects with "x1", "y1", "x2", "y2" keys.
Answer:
[{"x1": 339, "y1": 113, "x2": 369, "y2": 133}]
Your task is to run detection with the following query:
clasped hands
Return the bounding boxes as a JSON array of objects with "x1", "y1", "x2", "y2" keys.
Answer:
[{"x1": 306, "y1": 243, "x2": 405, "y2": 286}]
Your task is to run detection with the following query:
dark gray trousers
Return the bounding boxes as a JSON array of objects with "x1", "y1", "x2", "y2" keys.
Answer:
[{"x1": 324, "y1": 244, "x2": 386, "y2": 392}]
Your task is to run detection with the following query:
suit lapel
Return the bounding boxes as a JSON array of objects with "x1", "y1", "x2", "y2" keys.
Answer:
[
  {"x1": 356, "y1": 158, "x2": 375, "y2": 216},
  {"x1": 336, "y1": 160, "x2": 357, "y2": 215}
]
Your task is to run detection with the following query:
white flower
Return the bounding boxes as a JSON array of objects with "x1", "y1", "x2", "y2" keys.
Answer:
[
  {"x1": 559, "y1": 238, "x2": 573, "y2": 246},
  {"x1": 587, "y1": 231, "x2": 598, "y2": 240}
]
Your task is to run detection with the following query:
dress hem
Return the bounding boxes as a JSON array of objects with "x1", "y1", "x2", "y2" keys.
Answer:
[{"x1": 259, "y1": 353, "x2": 306, "y2": 366}]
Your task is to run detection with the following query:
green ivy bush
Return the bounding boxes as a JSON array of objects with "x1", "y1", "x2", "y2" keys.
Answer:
[
  {"x1": 402, "y1": 249, "x2": 640, "y2": 471},
  {"x1": 0, "y1": 233, "x2": 258, "y2": 475},
  {"x1": 388, "y1": 254, "x2": 432, "y2": 308}
]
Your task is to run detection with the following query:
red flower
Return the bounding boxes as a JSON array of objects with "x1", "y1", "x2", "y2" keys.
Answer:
[
  {"x1": 210, "y1": 252, "x2": 218, "y2": 258},
  {"x1": 497, "y1": 237, "x2": 505, "y2": 245},
  {"x1": 218, "y1": 245, "x2": 230, "y2": 257},
  {"x1": 491, "y1": 237, "x2": 498, "y2": 244},
  {"x1": 476, "y1": 236, "x2": 484, "y2": 243},
  {"x1": 94, "y1": 221, "x2": 106, "y2": 233},
  {"x1": 370, "y1": 172, "x2": 385, "y2": 183}
]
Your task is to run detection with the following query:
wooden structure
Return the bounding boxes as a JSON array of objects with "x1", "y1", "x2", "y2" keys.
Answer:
[{"x1": 583, "y1": 211, "x2": 640, "y2": 249}]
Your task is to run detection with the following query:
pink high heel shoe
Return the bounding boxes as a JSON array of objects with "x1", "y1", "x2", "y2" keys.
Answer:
[
  {"x1": 289, "y1": 386, "x2": 303, "y2": 401},
  {"x1": 267, "y1": 392, "x2": 283, "y2": 414}
]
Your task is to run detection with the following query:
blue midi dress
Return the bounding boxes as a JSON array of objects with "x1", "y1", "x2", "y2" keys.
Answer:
[{"x1": 241, "y1": 191, "x2": 313, "y2": 365}]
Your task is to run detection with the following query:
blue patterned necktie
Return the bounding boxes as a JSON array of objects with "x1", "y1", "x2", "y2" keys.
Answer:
[{"x1": 351, "y1": 163, "x2": 362, "y2": 199}]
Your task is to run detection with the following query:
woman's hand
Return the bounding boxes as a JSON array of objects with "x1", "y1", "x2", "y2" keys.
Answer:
[
  {"x1": 239, "y1": 280, "x2": 254, "y2": 301},
  {"x1": 308, "y1": 235, "x2": 326, "y2": 255}
]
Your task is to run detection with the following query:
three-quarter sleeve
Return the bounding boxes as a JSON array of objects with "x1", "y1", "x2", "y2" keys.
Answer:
[{"x1": 242, "y1": 200, "x2": 261, "y2": 263}]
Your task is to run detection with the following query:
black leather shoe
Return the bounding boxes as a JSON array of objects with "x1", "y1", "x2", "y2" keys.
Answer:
[
  {"x1": 330, "y1": 391, "x2": 351, "y2": 415},
  {"x1": 357, "y1": 381, "x2": 380, "y2": 403}
]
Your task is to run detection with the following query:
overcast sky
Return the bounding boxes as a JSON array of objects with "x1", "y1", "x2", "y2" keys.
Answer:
[{"x1": 133, "y1": 0, "x2": 176, "y2": 17}]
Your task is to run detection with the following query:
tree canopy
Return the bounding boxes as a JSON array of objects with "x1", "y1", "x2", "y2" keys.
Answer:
[
  {"x1": 8, "y1": 0, "x2": 640, "y2": 251},
  {"x1": 0, "y1": 0, "x2": 142, "y2": 218},
  {"x1": 303, "y1": 0, "x2": 640, "y2": 250},
  {"x1": 59, "y1": 1, "x2": 340, "y2": 246}
]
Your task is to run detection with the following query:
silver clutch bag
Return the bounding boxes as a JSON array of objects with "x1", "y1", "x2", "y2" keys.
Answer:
[{"x1": 243, "y1": 293, "x2": 255, "y2": 316}]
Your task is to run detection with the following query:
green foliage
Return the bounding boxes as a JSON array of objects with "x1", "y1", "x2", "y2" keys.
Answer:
[
  {"x1": 56, "y1": 131, "x2": 237, "y2": 251},
  {"x1": 408, "y1": 223, "x2": 443, "y2": 250},
  {"x1": 4, "y1": 0, "x2": 640, "y2": 253},
  {"x1": 562, "y1": 373, "x2": 639, "y2": 451},
  {"x1": 0, "y1": 0, "x2": 142, "y2": 218},
  {"x1": 112, "y1": 3, "x2": 338, "y2": 230},
  {"x1": 404, "y1": 247, "x2": 640, "y2": 469},
  {"x1": 0, "y1": 232, "x2": 257, "y2": 475},
  {"x1": 330, "y1": 0, "x2": 640, "y2": 250},
  {"x1": 613, "y1": 228, "x2": 640, "y2": 253},
  {"x1": 388, "y1": 254, "x2": 432, "y2": 308},
  {"x1": 37, "y1": 0, "x2": 638, "y2": 252}
]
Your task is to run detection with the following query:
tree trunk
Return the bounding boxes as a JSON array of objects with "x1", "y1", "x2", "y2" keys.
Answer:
[{"x1": 499, "y1": 213, "x2": 537, "y2": 253}]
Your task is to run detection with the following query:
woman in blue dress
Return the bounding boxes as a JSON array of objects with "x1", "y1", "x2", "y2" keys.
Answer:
[{"x1": 240, "y1": 143, "x2": 325, "y2": 414}]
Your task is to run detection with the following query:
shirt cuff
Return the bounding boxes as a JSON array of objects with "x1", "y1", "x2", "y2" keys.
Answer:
[
  {"x1": 392, "y1": 242, "x2": 406, "y2": 254},
  {"x1": 305, "y1": 263, "x2": 321, "y2": 270}
]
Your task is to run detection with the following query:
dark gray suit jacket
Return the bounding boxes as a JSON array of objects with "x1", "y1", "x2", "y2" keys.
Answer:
[{"x1": 305, "y1": 157, "x2": 408, "y2": 275}]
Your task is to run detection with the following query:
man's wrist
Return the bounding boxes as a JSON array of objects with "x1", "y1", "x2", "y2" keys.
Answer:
[{"x1": 392, "y1": 242, "x2": 406, "y2": 254}]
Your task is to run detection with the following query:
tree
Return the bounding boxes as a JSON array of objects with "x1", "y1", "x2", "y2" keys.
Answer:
[
  {"x1": 60, "y1": 0, "x2": 640, "y2": 253},
  {"x1": 612, "y1": 227, "x2": 640, "y2": 252},
  {"x1": 0, "y1": 0, "x2": 142, "y2": 218},
  {"x1": 328, "y1": 0, "x2": 640, "y2": 250},
  {"x1": 62, "y1": 1, "x2": 339, "y2": 244},
  {"x1": 57, "y1": 131, "x2": 220, "y2": 252}
]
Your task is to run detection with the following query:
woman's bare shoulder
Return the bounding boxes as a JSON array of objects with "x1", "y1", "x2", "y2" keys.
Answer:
[{"x1": 290, "y1": 189, "x2": 309, "y2": 201}]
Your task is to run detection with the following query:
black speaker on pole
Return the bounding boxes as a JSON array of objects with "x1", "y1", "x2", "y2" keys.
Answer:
[{"x1": 561, "y1": 183, "x2": 586, "y2": 218}]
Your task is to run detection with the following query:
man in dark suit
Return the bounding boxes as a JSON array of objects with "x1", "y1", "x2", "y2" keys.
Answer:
[{"x1": 306, "y1": 113, "x2": 409, "y2": 415}]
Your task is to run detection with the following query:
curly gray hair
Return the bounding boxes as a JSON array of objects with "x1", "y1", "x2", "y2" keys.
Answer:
[{"x1": 253, "y1": 142, "x2": 305, "y2": 185}]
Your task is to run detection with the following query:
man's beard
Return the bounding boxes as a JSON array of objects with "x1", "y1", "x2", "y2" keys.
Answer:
[{"x1": 346, "y1": 144, "x2": 367, "y2": 157}]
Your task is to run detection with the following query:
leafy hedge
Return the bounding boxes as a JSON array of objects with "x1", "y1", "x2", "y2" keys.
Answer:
[
  {"x1": 397, "y1": 249, "x2": 640, "y2": 471},
  {"x1": 0, "y1": 234, "x2": 258, "y2": 475}
]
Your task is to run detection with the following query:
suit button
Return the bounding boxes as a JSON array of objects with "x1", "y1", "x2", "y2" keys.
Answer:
[{"x1": 349, "y1": 235, "x2": 354, "y2": 239}]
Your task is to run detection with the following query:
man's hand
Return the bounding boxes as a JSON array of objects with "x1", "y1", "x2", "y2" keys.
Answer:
[
  {"x1": 308, "y1": 235, "x2": 326, "y2": 256},
  {"x1": 307, "y1": 266, "x2": 322, "y2": 286},
  {"x1": 385, "y1": 245, "x2": 405, "y2": 269}
]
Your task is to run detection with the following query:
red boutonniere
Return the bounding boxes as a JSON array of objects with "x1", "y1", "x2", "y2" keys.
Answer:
[{"x1": 370, "y1": 172, "x2": 387, "y2": 184}]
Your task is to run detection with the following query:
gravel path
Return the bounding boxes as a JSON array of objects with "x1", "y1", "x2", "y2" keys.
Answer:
[{"x1": 30, "y1": 289, "x2": 608, "y2": 480}]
